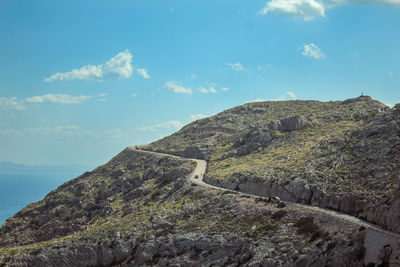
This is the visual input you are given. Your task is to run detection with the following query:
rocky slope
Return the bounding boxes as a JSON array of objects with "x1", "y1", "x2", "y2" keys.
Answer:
[
  {"x1": 0, "y1": 95, "x2": 399, "y2": 266},
  {"x1": 0, "y1": 147, "x2": 367, "y2": 266},
  {"x1": 146, "y1": 96, "x2": 400, "y2": 234},
  {"x1": 0, "y1": 148, "x2": 195, "y2": 247}
]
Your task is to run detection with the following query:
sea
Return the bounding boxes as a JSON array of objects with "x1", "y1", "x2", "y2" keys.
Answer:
[{"x1": 0, "y1": 172, "x2": 81, "y2": 226}]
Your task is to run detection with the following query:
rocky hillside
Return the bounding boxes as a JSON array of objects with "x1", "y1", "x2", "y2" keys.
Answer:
[
  {"x1": 146, "y1": 96, "x2": 400, "y2": 234},
  {"x1": 0, "y1": 95, "x2": 398, "y2": 266},
  {"x1": 0, "y1": 149, "x2": 367, "y2": 266},
  {"x1": 0, "y1": 149, "x2": 195, "y2": 248}
]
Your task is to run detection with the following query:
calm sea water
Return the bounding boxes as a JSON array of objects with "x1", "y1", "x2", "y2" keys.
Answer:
[{"x1": 0, "y1": 172, "x2": 80, "y2": 225}]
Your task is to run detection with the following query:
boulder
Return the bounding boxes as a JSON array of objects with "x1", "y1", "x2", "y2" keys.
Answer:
[
  {"x1": 234, "y1": 128, "x2": 274, "y2": 156},
  {"x1": 277, "y1": 115, "x2": 314, "y2": 132}
]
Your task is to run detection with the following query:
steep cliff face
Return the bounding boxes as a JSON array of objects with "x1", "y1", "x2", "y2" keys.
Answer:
[{"x1": 0, "y1": 96, "x2": 398, "y2": 266}]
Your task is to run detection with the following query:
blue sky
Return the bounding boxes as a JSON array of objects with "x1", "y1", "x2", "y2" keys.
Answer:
[{"x1": 0, "y1": 0, "x2": 399, "y2": 166}]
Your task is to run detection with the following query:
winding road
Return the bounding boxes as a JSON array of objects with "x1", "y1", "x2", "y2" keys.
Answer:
[{"x1": 136, "y1": 148, "x2": 400, "y2": 265}]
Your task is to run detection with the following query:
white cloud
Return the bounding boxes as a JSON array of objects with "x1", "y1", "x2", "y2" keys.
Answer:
[
  {"x1": 45, "y1": 50, "x2": 133, "y2": 82},
  {"x1": 25, "y1": 94, "x2": 92, "y2": 104},
  {"x1": 0, "y1": 128, "x2": 24, "y2": 136},
  {"x1": 137, "y1": 120, "x2": 184, "y2": 132},
  {"x1": 0, "y1": 97, "x2": 27, "y2": 110},
  {"x1": 272, "y1": 91, "x2": 297, "y2": 101},
  {"x1": 131, "y1": 93, "x2": 137, "y2": 97},
  {"x1": 222, "y1": 87, "x2": 230, "y2": 91},
  {"x1": 136, "y1": 68, "x2": 150, "y2": 79},
  {"x1": 45, "y1": 65, "x2": 103, "y2": 82},
  {"x1": 3, "y1": 125, "x2": 83, "y2": 137},
  {"x1": 282, "y1": 91, "x2": 297, "y2": 100},
  {"x1": 189, "y1": 114, "x2": 207, "y2": 121},
  {"x1": 164, "y1": 81, "x2": 192, "y2": 95},
  {"x1": 247, "y1": 98, "x2": 267, "y2": 103},
  {"x1": 227, "y1": 63, "x2": 245, "y2": 71},
  {"x1": 103, "y1": 50, "x2": 133, "y2": 78},
  {"x1": 190, "y1": 73, "x2": 198, "y2": 79},
  {"x1": 97, "y1": 93, "x2": 108, "y2": 102},
  {"x1": 198, "y1": 84, "x2": 217, "y2": 94},
  {"x1": 0, "y1": 119, "x2": 186, "y2": 152},
  {"x1": 258, "y1": 0, "x2": 325, "y2": 21},
  {"x1": 302, "y1": 43, "x2": 326, "y2": 59},
  {"x1": 259, "y1": 0, "x2": 399, "y2": 21},
  {"x1": 248, "y1": 91, "x2": 297, "y2": 103}
]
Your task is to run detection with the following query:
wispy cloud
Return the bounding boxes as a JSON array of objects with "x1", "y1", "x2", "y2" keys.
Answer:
[
  {"x1": 222, "y1": 87, "x2": 230, "y2": 91},
  {"x1": 25, "y1": 94, "x2": 92, "y2": 104},
  {"x1": 136, "y1": 120, "x2": 184, "y2": 132},
  {"x1": 136, "y1": 68, "x2": 150, "y2": 79},
  {"x1": 302, "y1": 43, "x2": 326, "y2": 59},
  {"x1": 198, "y1": 84, "x2": 217, "y2": 94},
  {"x1": 0, "y1": 119, "x2": 186, "y2": 149},
  {"x1": 227, "y1": 62, "x2": 245, "y2": 71},
  {"x1": 278, "y1": 91, "x2": 297, "y2": 100},
  {"x1": 0, "y1": 128, "x2": 24, "y2": 137},
  {"x1": 249, "y1": 98, "x2": 267, "y2": 103},
  {"x1": 44, "y1": 65, "x2": 104, "y2": 82},
  {"x1": 0, "y1": 125, "x2": 82, "y2": 137},
  {"x1": 189, "y1": 114, "x2": 207, "y2": 121},
  {"x1": 0, "y1": 97, "x2": 27, "y2": 111},
  {"x1": 164, "y1": 81, "x2": 192, "y2": 95},
  {"x1": 248, "y1": 91, "x2": 297, "y2": 103},
  {"x1": 1, "y1": 93, "x2": 105, "y2": 112},
  {"x1": 45, "y1": 50, "x2": 134, "y2": 82},
  {"x1": 97, "y1": 93, "x2": 108, "y2": 102}
]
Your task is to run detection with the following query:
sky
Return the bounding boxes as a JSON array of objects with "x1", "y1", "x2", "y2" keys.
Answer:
[{"x1": 0, "y1": 0, "x2": 399, "y2": 167}]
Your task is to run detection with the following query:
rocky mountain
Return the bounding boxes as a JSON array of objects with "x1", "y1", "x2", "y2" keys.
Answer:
[
  {"x1": 0, "y1": 95, "x2": 399, "y2": 266},
  {"x1": 146, "y1": 95, "x2": 400, "y2": 234}
]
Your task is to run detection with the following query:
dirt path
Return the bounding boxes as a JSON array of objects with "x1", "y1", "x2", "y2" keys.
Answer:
[{"x1": 136, "y1": 148, "x2": 400, "y2": 265}]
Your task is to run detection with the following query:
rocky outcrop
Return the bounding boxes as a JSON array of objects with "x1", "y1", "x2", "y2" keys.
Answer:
[
  {"x1": 206, "y1": 172, "x2": 400, "y2": 235},
  {"x1": 0, "y1": 230, "x2": 367, "y2": 267},
  {"x1": 182, "y1": 146, "x2": 205, "y2": 159},
  {"x1": 267, "y1": 114, "x2": 315, "y2": 132},
  {"x1": 234, "y1": 128, "x2": 275, "y2": 156}
]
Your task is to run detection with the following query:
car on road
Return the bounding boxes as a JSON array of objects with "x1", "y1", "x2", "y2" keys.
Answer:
[{"x1": 194, "y1": 175, "x2": 199, "y2": 179}]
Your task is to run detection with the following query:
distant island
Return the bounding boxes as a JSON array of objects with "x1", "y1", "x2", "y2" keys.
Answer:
[{"x1": 0, "y1": 161, "x2": 92, "y2": 174}]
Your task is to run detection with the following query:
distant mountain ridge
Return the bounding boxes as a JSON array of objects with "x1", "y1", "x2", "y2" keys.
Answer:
[{"x1": 0, "y1": 161, "x2": 91, "y2": 174}]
